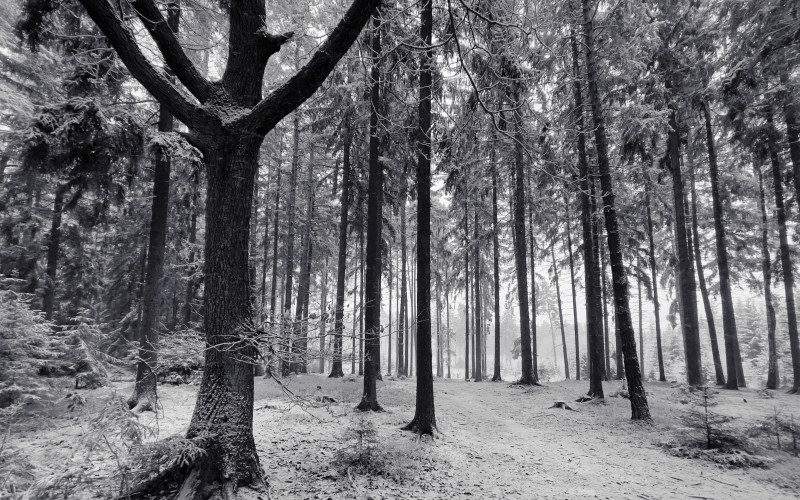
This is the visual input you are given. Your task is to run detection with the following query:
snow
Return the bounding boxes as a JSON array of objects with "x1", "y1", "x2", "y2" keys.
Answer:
[{"x1": 4, "y1": 375, "x2": 800, "y2": 499}]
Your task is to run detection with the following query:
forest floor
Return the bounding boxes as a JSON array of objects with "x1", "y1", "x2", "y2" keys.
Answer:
[{"x1": 4, "y1": 372, "x2": 800, "y2": 499}]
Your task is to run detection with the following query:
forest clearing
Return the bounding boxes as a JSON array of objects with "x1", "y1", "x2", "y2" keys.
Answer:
[{"x1": 4, "y1": 373, "x2": 800, "y2": 499}]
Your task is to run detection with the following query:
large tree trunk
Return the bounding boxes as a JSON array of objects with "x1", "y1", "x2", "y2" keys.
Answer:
[
  {"x1": 582, "y1": 0, "x2": 649, "y2": 419},
  {"x1": 404, "y1": 0, "x2": 435, "y2": 433},
  {"x1": 185, "y1": 133, "x2": 263, "y2": 493},
  {"x1": 754, "y1": 161, "x2": 779, "y2": 390},
  {"x1": 330, "y1": 119, "x2": 352, "y2": 378},
  {"x1": 571, "y1": 26, "x2": 603, "y2": 396},
  {"x1": 357, "y1": 11, "x2": 384, "y2": 411},
  {"x1": 644, "y1": 180, "x2": 666, "y2": 382},
  {"x1": 551, "y1": 246, "x2": 570, "y2": 379},
  {"x1": 688, "y1": 156, "x2": 726, "y2": 386},
  {"x1": 703, "y1": 103, "x2": 744, "y2": 389},
  {"x1": 512, "y1": 84, "x2": 536, "y2": 385},
  {"x1": 43, "y1": 182, "x2": 67, "y2": 320},
  {"x1": 129, "y1": 99, "x2": 175, "y2": 411},
  {"x1": 767, "y1": 112, "x2": 800, "y2": 394},
  {"x1": 667, "y1": 108, "x2": 703, "y2": 386}
]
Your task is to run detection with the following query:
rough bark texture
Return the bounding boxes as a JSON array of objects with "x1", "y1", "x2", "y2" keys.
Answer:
[
  {"x1": 357, "y1": 12, "x2": 384, "y2": 411},
  {"x1": 703, "y1": 103, "x2": 743, "y2": 389},
  {"x1": 330, "y1": 120, "x2": 352, "y2": 378},
  {"x1": 404, "y1": 0, "x2": 436, "y2": 434},
  {"x1": 755, "y1": 161, "x2": 779, "y2": 390},
  {"x1": 767, "y1": 113, "x2": 800, "y2": 393},
  {"x1": 282, "y1": 113, "x2": 301, "y2": 376},
  {"x1": 582, "y1": 0, "x2": 649, "y2": 419}
]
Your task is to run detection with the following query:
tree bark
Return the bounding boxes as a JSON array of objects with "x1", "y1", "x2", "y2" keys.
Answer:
[
  {"x1": 464, "y1": 196, "x2": 471, "y2": 380},
  {"x1": 566, "y1": 206, "x2": 580, "y2": 380},
  {"x1": 492, "y1": 155, "x2": 502, "y2": 382},
  {"x1": 282, "y1": 113, "x2": 301, "y2": 376},
  {"x1": 551, "y1": 245, "x2": 570, "y2": 379},
  {"x1": 767, "y1": 111, "x2": 800, "y2": 393},
  {"x1": 473, "y1": 203, "x2": 483, "y2": 382},
  {"x1": 688, "y1": 153, "x2": 726, "y2": 386},
  {"x1": 398, "y1": 190, "x2": 408, "y2": 376},
  {"x1": 644, "y1": 180, "x2": 666, "y2": 382},
  {"x1": 754, "y1": 160, "x2": 779, "y2": 390},
  {"x1": 582, "y1": 0, "x2": 650, "y2": 419},
  {"x1": 129, "y1": 86, "x2": 176, "y2": 410},
  {"x1": 330, "y1": 120, "x2": 351, "y2": 378},
  {"x1": 43, "y1": 183, "x2": 67, "y2": 320},
  {"x1": 357, "y1": 11, "x2": 384, "y2": 411},
  {"x1": 403, "y1": 0, "x2": 435, "y2": 433}
]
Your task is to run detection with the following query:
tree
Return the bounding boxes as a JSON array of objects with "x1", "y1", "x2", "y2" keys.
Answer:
[
  {"x1": 74, "y1": 0, "x2": 380, "y2": 493},
  {"x1": 403, "y1": 0, "x2": 435, "y2": 435}
]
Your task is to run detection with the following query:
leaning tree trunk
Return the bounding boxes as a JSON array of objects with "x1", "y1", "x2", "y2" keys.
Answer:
[
  {"x1": 688, "y1": 157, "x2": 726, "y2": 387},
  {"x1": 702, "y1": 103, "x2": 743, "y2": 389},
  {"x1": 43, "y1": 182, "x2": 68, "y2": 320},
  {"x1": 582, "y1": 0, "x2": 650, "y2": 419},
  {"x1": 357, "y1": 11, "x2": 384, "y2": 411},
  {"x1": 644, "y1": 180, "x2": 666, "y2": 382},
  {"x1": 404, "y1": 0, "x2": 435, "y2": 433},
  {"x1": 571, "y1": 26, "x2": 603, "y2": 396},
  {"x1": 767, "y1": 112, "x2": 800, "y2": 394},
  {"x1": 129, "y1": 97, "x2": 176, "y2": 411},
  {"x1": 754, "y1": 160, "x2": 779, "y2": 390},
  {"x1": 667, "y1": 108, "x2": 703, "y2": 386},
  {"x1": 512, "y1": 83, "x2": 536, "y2": 385}
]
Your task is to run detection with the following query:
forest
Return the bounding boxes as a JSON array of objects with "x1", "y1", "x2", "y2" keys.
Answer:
[{"x1": 1, "y1": 0, "x2": 799, "y2": 498}]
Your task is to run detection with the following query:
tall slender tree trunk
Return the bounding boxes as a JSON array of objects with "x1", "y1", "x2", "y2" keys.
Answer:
[
  {"x1": 319, "y1": 260, "x2": 328, "y2": 373},
  {"x1": 293, "y1": 145, "x2": 315, "y2": 374},
  {"x1": 358, "y1": 227, "x2": 365, "y2": 375},
  {"x1": 446, "y1": 276, "x2": 452, "y2": 379},
  {"x1": 551, "y1": 246, "x2": 570, "y2": 379},
  {"x1": 767, "y1": 111, "x2": 800, "y2": 394},
  {"x1": 436, "y1": 273, "x2": 443, "y2": 377},
  {"x1": 566, "y1": 208, "x2": 580, "y2": 380},
  {"x1": 259, "y1": 162, "x2": 273, "y2": 322},
  {"x1": 688, "y1": 156, "x2": 726, "y2": 386},
  {"x1": 269, "y1": 166, "x2": 282, "y2": 322},
  {"x1": 404, "y1": 0, "x2": 435, "y2": 433},
  {"x1": 600, "y1": 231, "x2": 611, "y2": 381},
  {"x1": 388, "y1": 247, "x2": 393, "y2": 377},
  {"x1": 282, "y1": 113, "x2": 301, "y2": 376},
  {"x1": 667, "y1": 107, "x2": 703, "y2": 386},
  {"x1": 492, "y1": 159, "x2": 502, "y2": 382},
  {"x1": 571, "y1": 26, "x2": 603, "y2": 396},
  {"x1": 527, "y1": 178, "x2": 539, "y2": 378},
  {"x1": 357, "y1": 11, "x2": 384, "y2": 410},
  {"x1": 637, "y1": 256, "x2": 644, "y2": 377},
  {"x1": 512, "y1": 84, "x2": 536, "y2": 385},
  {"x1": 129, "y1": 73, "x2": 177, "y2": 410},
  {"x1": 399, "y1": 194, "x2": 408, "y2": 376},
  {"x1": 781, "y1": 72, "x2": 800, "y2": 218},
  {"x1": 644, "y1": 180, "x2": 666, "y2": 382},
  {"x1": 582, "y1": 0, "x2": 650, "y2": 418},
  {"x1": 702, "y1": 103, "x2": 743, "y2": 389},
  {"x1": 473, "y1": 208, "x2": 483, "y2": 382},
  {"x1": 329, "y1": 117, "x2": 351, "y2": 378},
  {"x1": 464, "y1": 196, "x2": 471, "y2": 380},
  {"x1": 755, "y1": 161, "x2": 779, "y2": 390},
  {"x1": 183, "y1": 176, "x2": 199, "y2": 327}
]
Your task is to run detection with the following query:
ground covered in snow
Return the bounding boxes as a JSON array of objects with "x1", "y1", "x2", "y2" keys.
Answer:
[{"x1": 4, "y1": 373, "x2": 800, "y2": 499}]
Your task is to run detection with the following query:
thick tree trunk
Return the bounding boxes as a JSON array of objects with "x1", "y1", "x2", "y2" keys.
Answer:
[
  {"x1": 512, "y1": 84, "x2": 536, "y2": 385},
  {"x1": 767, "y1": 112, "x2": 800, "y2": 393},
  {"x1": 755, "y1": 161, "x2": 779, "y2": 389},
  {"x1": 702, "y1": 103, "x2": 743, "y2": 389},
  {"x1": 667, "y1": 108, "x2": 703, "y2": 386},
  {"x1": 404, "y1": 0, "x2": 435, "y2": 433},
  {"x1": 551, "y1": 246, "x2": 570, "y2": 379},
  {"x1": 43, "y1": 183, "x2": 67, "y2": 320},
  {"x1": 582, "y1": 0, "x2": 650, "y2": 419},
  {"x1": 329, "y1": 118, "x2": 351, "y2": 378},
  {"x1": 688, "y1": 157, "x2": 726, "y2": 386},
  {"x1": 492, "y1": 160, "x2": 502, "y2": 381},
  {"x1": 571, "y1": 26, "x2": 603, "y2": 396},
  {"x1": 357, "y1": 12, "x2": 384, "y2": 411},
  {"x1": 644, "y1": 181, "x2": 666, "y2": 382},
  {"x1": 186, "y1": 134, "x2": 263, "y2": 492},
  {"x1": 129, "y1": 99, "x2": 175, "y2": 411}
]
